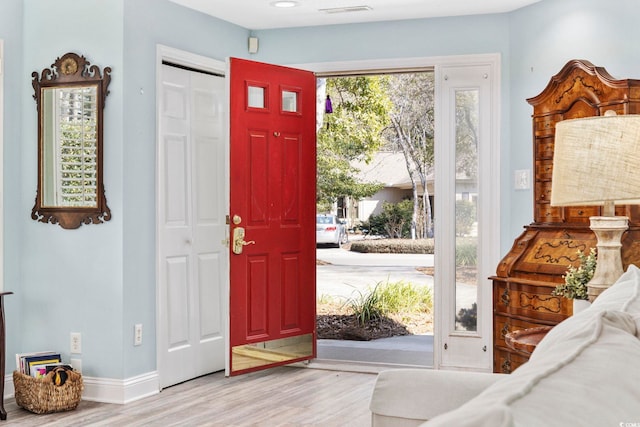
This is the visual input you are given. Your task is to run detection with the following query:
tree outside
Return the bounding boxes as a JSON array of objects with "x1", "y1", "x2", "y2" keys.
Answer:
[
  {"x1": 318, "y1": 72, "x2": 478, "y2": 242},
  {"x1": 383, "y1": 72, "x2": 435, "y2": 239},
  {"x1": 316, "y1": 76, "x2": 389, "y2": 214}
]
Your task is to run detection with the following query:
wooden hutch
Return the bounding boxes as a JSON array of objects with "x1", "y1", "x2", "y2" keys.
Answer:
[{"x1": 492, "y1": 60, "x2": 640, "y2": 373}]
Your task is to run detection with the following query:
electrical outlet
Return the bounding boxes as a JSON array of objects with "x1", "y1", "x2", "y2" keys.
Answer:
[
  {"x1": 70, "y1": 332, "x2": 81, "y2": 354},
  {"x1": 134, "y1": 324, "x2": 143, "y2": 346}
]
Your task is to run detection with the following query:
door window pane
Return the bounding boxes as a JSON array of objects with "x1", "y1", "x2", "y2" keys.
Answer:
[
  {"x1": 454, "y1": 89, "x2": 479, "y2": 332},
  {"x1": 248, "y1": 86, "x2": 265, "y2": 109},
  {"x1": 282, "y1": 90, "x2": 298, "y2": 112}
]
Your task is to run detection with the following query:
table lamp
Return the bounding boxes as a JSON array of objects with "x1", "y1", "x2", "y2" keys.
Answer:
[{"x1": 551, "y1": 112, "x2": 640, "y2": 301}]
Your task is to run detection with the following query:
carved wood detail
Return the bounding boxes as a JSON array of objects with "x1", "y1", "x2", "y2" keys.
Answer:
[
  {"x1": 519, "y1": 293, "x2": 562, "y2": 313},
  {"x1": 492, "y1": 60, "x2": 640, "y2": 373},
  {"x1": 31, "y1": 53, "x2": 111, "y2": 229}
]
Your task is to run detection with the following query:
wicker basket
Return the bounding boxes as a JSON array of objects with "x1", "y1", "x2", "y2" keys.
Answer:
[{"x1": 13, "y1": 370, "x2": 83, "y2": 414}]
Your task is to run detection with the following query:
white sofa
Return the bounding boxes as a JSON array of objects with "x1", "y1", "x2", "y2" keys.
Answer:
[{"x1": 370, "y1": 265, "x2": 640, "y2": 426}]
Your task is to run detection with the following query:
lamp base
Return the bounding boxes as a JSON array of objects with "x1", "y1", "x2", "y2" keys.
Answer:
[{"x1": 587, "y1": 216, "x2": 628, "y2": 302}]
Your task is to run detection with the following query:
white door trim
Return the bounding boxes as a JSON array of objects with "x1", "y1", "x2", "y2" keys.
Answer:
[
  {"x1": 157, "y1": 45, "x2": 226, "y2": 76},
  {"x1": 155, "y1": 45, "x2": 228, "y2": 387},
  {"x1": 434, "y1": 58, "x2": 501, "y2": 371},
  {"x1": 291, "y1": 53, "x2": 498, "y2": 75},
  {"x1": 295, "y1": 53, "x2": 501, "y2": 371}
]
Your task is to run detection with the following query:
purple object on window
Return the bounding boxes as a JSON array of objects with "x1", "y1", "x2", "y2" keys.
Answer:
[{"x1": 325, "y1": 95, "x2": 333, "y2": 113}]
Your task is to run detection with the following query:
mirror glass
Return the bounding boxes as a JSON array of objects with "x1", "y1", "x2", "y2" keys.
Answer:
[
  {"x1": 41, "y1": 86, "x2": 98, "y2": 208},
  {"x1": 32, "y1": 52, "x2": 111, "y2": 229}
]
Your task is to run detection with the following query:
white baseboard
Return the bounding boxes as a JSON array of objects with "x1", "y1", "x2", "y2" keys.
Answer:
[{"x1": 4, "y1": 371, "x2": 159, "y2": 405}]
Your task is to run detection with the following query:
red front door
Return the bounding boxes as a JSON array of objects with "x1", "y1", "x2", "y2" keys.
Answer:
[{"x1": 229, "y1": 58, "x2": 316, "y2": 375}]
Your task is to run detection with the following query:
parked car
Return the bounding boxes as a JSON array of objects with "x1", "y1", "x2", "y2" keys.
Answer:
[{"x1": 316, "y1": 214, "x2": 348, "y2": 247}]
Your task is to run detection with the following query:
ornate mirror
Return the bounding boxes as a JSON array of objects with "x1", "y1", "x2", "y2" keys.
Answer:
[{"x1": 31, "y1": 52, "x2": 111, "y2": 229}]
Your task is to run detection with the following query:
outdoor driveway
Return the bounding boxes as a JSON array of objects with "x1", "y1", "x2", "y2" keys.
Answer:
[{"x1": 316, "y1": 246, "x2": 434, "y2": 300}]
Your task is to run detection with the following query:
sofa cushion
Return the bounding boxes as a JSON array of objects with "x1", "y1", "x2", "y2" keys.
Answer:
[
  {"x1": 590, "y1": 264, "x2": 640, "y2": 314},
  {"x1": 530, "y1": 265, "x2": 640, "y2": 357},
  {"x1": 369, "y1": 369, "x2": 504, "y2": 426},
  {"x1": 424, "y1": 310, "x2": 640, "y2": 426}
]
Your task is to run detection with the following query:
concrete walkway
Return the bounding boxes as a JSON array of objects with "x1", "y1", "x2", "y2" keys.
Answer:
[{"x1": 317, "y1": 334, "x2": 434, "y2": 366}]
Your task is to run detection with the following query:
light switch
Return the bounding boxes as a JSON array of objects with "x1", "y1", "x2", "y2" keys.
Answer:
[{"x1": 514, "y1": 169, "x2": 530, "y2": 190}]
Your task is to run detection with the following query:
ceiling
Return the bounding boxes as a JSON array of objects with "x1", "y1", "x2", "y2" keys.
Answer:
[{"x1": 169, "y1": 0, "x2": 541, "y2": 30}]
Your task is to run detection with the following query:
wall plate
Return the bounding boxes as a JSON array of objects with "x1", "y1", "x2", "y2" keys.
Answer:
[{"x1": 514, "y1": 169, "x2": 530, "y2": 190}]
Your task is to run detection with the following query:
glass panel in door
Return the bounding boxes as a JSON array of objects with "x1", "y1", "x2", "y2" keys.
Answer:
[{"x1": 454, "y1": 89, "x2": 479, "y2": 333}]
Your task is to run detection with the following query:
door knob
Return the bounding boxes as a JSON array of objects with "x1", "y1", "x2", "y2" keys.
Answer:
[{"x1": 232, "y1": 227, "x2": 255, "y2": 254}]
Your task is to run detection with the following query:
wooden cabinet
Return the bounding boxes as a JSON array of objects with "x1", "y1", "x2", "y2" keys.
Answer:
[{"x1": 492, "y1": 60, "x2": 640, "y2": 373}]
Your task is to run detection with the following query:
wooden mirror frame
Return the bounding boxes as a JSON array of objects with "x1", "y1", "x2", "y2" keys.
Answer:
[{"x1": 31, "y1": 52, "x2": 111, "y2": 229}]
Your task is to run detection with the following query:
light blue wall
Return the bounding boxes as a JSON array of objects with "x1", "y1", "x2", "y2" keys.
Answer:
[
  {"x1": 120, "y1": 0, "x2": 247, "y2": 377},
  {"x1": 0, "y1": 0, "x2": 24, "y2": 367},
  {"x1": 3, "y1": 0, "x2": 640, "y2": 382},
  {"x1": 252, "y1": 14, "x2": 510, "y2": 63},
  {"x1": 4, "y1": 0, "x2": 247, "y2": 379},
  {"x1": 508, "y1": 0, "x2": 640, "y2": 242},
  {"x1": 20, "y1": 0, "x2": 126, "y2": 378}
]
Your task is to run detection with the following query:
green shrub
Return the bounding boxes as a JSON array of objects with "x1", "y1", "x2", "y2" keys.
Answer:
[
  {"x1": 350, "y1": 237, "x2": 474, "y2": 266},
  {"x1": 343, "y1": 280, "x2": 433, "y2": 326},
  {"x1": 344, "y1": 285, "x2": 384, "y2": 326},
  {"x1": 350, "y1": 238, "x2": 434, "y2": 254},
  {"x1": 456, "y1": 239, "x2": 477, "y2": 266},
  {"x1": 368, "y1": 200, "x2": 414, "y2": 238},
  {"x1": 376, "y1": 280, "x2": 433, "y2": 314},
  {"x1": 456, "y1": 199, "x2": 477, "y2": 236}
]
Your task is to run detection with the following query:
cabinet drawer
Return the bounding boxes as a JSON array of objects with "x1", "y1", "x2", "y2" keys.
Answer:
[
  {"x1": 564, "y1": 206, "x2": 599, "y2": 223},
  {"x1": 533, "y1": 115, "x2": 561, "y2": 137},
  {"x1": 493, "y1": 314, "x2": 543, "y2": 350},
  {"x1": 535, "y1": 180, "x2": 552, "y2": 203},
  {"x1": 536, "y1": 137, "x2": 554, "y2": 159},
  {"x1": 502, "y1": 284, "x2": 570, "y2": 323},
  {"x1": 536, "y1": 204, "x2": 563, "y2": 223},
  {"x1": 494, "y1": 348, "x2": 530, "y2": 374},
  {"x1": 535, "y1": 159, "x2": 553, "y2": 180}
]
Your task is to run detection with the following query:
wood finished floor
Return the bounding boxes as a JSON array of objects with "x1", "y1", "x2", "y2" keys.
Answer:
[{"x1": 2, "y1": 367, "x2": 377, "y2": 426}]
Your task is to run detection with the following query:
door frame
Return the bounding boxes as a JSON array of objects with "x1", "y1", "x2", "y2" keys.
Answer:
[
  {"x1": 152, "y1": 51, "x2": 500, "y2": 375},
  {"x1": 155, "y1": 45, "x2": 229, "y2": 385},
  {"x1": 295, "y1": 53, "x2": 501, "y2": 371},
  {"x1": 434, "y1": 60, "x2": 500, "y2": 371}
]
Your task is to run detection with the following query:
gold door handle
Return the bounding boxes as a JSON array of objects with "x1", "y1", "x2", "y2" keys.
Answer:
[{"x1": 232, "y1": 227, "x2": 255, "y2": 254}]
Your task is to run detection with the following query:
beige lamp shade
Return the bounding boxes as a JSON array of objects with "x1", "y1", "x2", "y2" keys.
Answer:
[{"x1": 551, "y1": 114, "x2": 640, "y2": 207}]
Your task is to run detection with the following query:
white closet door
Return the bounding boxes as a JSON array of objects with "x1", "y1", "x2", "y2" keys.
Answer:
[{"x1": 158, "y1": 63, "x2": 226, "y2": 388}]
